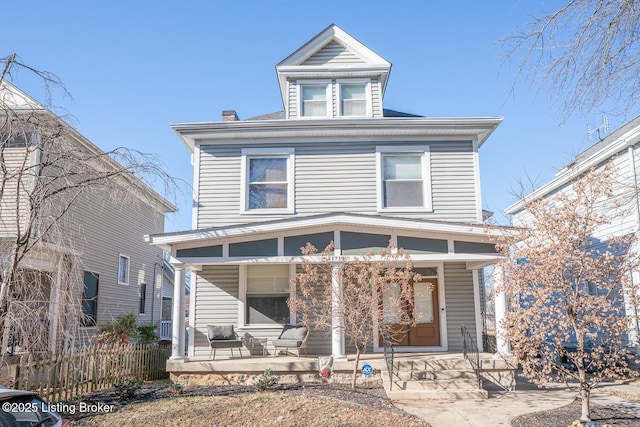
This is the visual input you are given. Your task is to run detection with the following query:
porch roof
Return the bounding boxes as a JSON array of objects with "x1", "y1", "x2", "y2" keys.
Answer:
[
  {"x1": 147, "y1": 213, "x2": 499, "y2": 249},
  {"x1": 146, "y1": 213, "x2": 503, "y2": 269}
]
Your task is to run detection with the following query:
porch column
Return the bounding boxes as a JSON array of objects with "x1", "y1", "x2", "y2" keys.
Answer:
[
  {"x1": 171, "y1": 263, "x2": 186, "y2": 361},
  {"x1": 493, "y1": 265, "x2": 511, "y2": 356},
  {"x1": 331, "y1": 264, "x2": 346, "y2": 361}
]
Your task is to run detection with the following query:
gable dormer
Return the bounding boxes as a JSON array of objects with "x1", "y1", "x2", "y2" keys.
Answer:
[{"x1": 276, "y1": 24, "x2": 391, "y2": 119}]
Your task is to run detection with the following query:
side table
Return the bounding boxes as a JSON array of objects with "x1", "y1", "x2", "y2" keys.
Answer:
[{"x1": 247, "y1": 337, "x2": 269, "y2": 357}]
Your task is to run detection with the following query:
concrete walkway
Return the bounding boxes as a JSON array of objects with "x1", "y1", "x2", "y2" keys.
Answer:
[{"x1": 394, "y1": 382, "x2": 640, "y2": 427}]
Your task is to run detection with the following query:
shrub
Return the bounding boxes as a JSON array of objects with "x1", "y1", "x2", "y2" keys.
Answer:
[
  {"x1": 254, "y1": 368, "x2": 280, "y2": 391},
  {"x1": 136, "y1": 324, "x2": 158, "y2": 344},
  {"x1": 113, "y1": 376, "x2": 142, "y2": 399}
]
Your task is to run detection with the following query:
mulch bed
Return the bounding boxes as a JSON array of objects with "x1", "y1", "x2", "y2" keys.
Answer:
[
  {"x1": 512, "y1": 399, "x2": 640, "y2": 427},
  {"x1": 62, "y1": 380, "x2": 408, "y2": 422}
]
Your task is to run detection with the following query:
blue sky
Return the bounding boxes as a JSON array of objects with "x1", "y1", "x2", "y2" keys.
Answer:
[{"x1": 3, "y1": 1, "x2": 629, "y2": 231}]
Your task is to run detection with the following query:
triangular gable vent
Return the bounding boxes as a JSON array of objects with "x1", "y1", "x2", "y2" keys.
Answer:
[{"x1": 302, "y1": 40, "x2": 367, "y2": 66}]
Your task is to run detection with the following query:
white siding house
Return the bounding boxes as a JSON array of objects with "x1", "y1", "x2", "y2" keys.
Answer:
[
  {"x1": 504, "y1": 115, "x2": 640, "y2": 351},
  {"x1": 147, "y1": 24, "x2": 503, "y2": 362}
]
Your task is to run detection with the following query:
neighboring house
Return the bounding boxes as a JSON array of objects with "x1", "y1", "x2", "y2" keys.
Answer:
[
  {"x1": 503, "y1": 115, "x2": 640, "y2": 351},
  {"x1": 147, "y1": 24, "x2": 503, "y2": 361},
  {"x1": 0, "y1": 81, "x2": 176, "y2": 352}
]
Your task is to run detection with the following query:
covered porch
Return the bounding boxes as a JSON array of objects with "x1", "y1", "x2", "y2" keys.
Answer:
[{"x1": 146, "y1": 213, "x2": 503, "y2": 363}]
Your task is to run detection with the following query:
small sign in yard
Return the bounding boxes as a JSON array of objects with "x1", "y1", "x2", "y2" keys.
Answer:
[{"x1": 361, "y1": 363, "x2": 373, "y2": 376}]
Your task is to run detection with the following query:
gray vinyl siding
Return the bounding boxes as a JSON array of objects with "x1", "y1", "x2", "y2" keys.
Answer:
[
  {"x1": 302, "y1": 41, "x2": 366, "y2": 65},
  {"x1": 63, "y1": 187, "x2": 167, "y2": 329},
  {"x1": 371, "y1": 78, "x2": 382, "y2": 118},
  {"x1": 192, "y1": 265, "x2": 240, "y2": 357},
  {"x1": 444, "y1": 262, "x2": 477, "y2": 351},
  {"x1": 197, "y1": 140, "x2": 478, "y2": 228}
]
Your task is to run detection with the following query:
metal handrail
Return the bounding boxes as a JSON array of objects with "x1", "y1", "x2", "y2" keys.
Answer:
[
  {"x1": 381, "y1": 329, "x2": 395, "y2": 390},
  {"x1": 461, "y1": 324, "x2": 481, "y2": 389}
]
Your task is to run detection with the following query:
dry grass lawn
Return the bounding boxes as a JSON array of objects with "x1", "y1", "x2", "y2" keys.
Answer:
[{"x1": 72, "y1": 392, "x2": 429, "y2": 427}]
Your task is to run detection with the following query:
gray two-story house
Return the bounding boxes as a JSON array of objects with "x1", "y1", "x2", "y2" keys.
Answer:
[{"x1": 148, "y1": 24, "x2": 503, "y2": 362}]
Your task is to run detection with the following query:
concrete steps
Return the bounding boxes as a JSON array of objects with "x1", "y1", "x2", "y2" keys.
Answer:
[{"x1": 383, "y1": 356, "x2": 493, "y2": 401}]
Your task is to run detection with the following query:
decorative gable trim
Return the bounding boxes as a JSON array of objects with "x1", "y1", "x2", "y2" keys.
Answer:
[{"x1": 275, "y1": 24, "x2": 391, "y2": 114}]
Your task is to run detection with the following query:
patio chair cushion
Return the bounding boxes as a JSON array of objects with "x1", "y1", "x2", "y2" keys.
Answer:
[
  {"x1": 208, "y1": 324, "x2": 235, "y2": 341},
  {"x1": 273, "y1": 325, "x2": 307, "y2": 347}
]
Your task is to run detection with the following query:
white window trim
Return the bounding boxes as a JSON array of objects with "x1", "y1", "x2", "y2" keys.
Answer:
[
  {"x1": 296, "y1": 79, "x2": 332, "y2": 119},
  {"x1": 336, "y1": 78, "x2": 372, "y2": 118},
  {"x1": 375, "y1": 145, "x2": 433, "y2": 213},
  {"x1": 118, "y1": 254, "x2": 130, "y2": 285},
  {"x1": 240, "y1": 147, "x2": 295, "y2": 215},
  {"x1": 238, "y1": 264, "x2": 295, "y2": 329}
]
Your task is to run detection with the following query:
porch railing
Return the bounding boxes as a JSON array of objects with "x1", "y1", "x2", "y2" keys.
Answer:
[
  {"x1": 461, "y1": 324, "x2": 481, "y2": 389},
  {"x1": 160, "y1": 320, "x2": 172, "y2": 340},
  {"x1": 381, "y1": 329, "x2": 395, "y2": 390}
]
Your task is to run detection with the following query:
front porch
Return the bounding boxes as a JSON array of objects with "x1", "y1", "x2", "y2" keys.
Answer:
[{"x1": 166, "y1": 351, "x2": 515, "y2": 398}]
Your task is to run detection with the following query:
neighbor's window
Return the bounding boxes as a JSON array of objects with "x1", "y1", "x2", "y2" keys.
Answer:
[
  {"x1": 245, "y1": 265, "x2": 290, "y2": 325},
  {"x1": 118, "y1": 254, "x2": 130, "y2": 285},
  {"x1": 339, "y1": 83, "x2": 367, "y2": 116},
  {"x1": 82, "y1": 271, "x2": 99, "y2": 326},
  {"x1": 377, "y1": 146, "x2": 432, "y2": 211},
  {"x1": 139, "y1": 282, "x2": 147, "y2": 314},
  {"x1": 241, "y1": 148, "x2": 294, "y2": 213},
  {"x1": 300, "y1": 84, "x2": 329, "y2": 117}
]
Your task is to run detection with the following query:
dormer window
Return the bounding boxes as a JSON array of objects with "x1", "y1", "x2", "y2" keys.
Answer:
[
  {"x1": 338, "y1": 79, "x2": 371, "y2": 117},
  {"x1": 298, "y1": 81, "x2": 331, "y2": 117}
]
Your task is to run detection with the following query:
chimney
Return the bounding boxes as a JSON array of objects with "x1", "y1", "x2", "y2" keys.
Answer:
[{"x1": 222, "y1": 110, "x2": 239, "y2": 121}]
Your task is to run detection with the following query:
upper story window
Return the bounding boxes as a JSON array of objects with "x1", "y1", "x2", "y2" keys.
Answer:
[
  {"x1": 241, "y1": 148, "x2": 295, "y2": 214},
  {"x1": 376, "y1": 146, "x2": 432, "y2": 212},
  {"x1": 298, "y1": 81, "x2": 331, "y2": 117},
  {"x1": 337, "y1": 79, "x2": 371, "y2": 117}
]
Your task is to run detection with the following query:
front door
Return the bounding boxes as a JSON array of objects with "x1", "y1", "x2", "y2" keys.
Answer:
[{"x1": 380, "y1": 278, "x2": 440, "y2": 347}]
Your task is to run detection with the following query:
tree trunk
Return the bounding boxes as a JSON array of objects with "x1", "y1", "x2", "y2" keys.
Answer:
[
  {"x1": 352, "y1": 347, "x2": 362, "y2": 389},
  {"x1": 580, "y1": 382, "x2": 591, "y2": 422}
]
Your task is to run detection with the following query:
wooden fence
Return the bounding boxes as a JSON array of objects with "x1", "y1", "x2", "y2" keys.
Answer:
[{"x1": 5, "y1": 342, "x2": 171, "y2": 402}]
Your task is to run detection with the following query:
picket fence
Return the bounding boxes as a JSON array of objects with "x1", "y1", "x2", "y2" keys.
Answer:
[{"x1": 6, "y1": 343, "x2": 171, "y2": 402}]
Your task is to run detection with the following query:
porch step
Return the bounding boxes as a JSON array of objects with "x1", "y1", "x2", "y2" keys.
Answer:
[
  {"x1": 394, "y1": 369, "x2": 478, "y2": 381},
  {"x1": 384, "y1": 356, "x2": 488, "y2": 401},
  {"x1": 385, "y1": 389, "x2": 488, "y2": 400},
  {"x1": 388, "y1": 378, "x2": 480, "y2": 391}
]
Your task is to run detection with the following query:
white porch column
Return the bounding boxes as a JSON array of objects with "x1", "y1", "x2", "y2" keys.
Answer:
[
  {"x1": 331, "y1": 264, "x2": 346, "y2": 361},
  {"x1": 493, "y1": 265, "x2": 511, "y2": 356},
  {"x1": 171, "y1": 263, "x2": 186, "y2": 361}
]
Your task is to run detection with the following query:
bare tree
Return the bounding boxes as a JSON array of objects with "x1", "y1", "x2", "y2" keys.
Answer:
[
  {"x1": 491, "y1": 162, "x2": 640, "y2": 421},
  {"x1": 505, "y1": 1, "x2": 640, "y2": 117},
  {"x1": 289, "y1": 242, "x2": 421, "y2": 389},
  {"x1": 0, "y1": 54, "x2": 177, "y2": 357}
]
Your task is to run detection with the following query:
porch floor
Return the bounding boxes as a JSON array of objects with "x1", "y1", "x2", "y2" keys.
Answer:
[{"x1": 166, "y1": 352, "x2": 492, "y2": 374}]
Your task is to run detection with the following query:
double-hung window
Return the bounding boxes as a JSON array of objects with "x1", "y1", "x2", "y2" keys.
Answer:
[
  {"x1": 241, "y1": 148, "x2": 294, "y2": 213},
  {"x1": 298, "y1": 81, "x2": 331, "y2": 118},
  {"x1": 376, "y1": 146, "x2": 432, "y2": 211},
  {"x1": 118, "y1": 254, "x2": 130, "y2": 285},
  {"x1": 243, "y1": 265, "x2": 291, "y2": 325},
  {"x1": 337, "y1": 79, "x2": 371, "y2": 117}
]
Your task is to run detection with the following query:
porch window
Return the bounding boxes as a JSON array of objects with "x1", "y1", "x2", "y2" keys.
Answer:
[
  {"x1": 245, "y1": 265, "x2": 290, "y2": 325},
  {"x1": 241, "y1": 148, "x2": 295, "y2": 213},
  {"x1": 376, "y1": 146, "x2": 432, "y2": 212},
  {"x1": 82, "y1": 271, "x2": 99, "y2": 326}
]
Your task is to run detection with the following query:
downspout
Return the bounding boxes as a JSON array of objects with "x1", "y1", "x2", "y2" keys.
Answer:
[
  {"x1": 151, "y1": 262, "x2": 160, "y2": 327},
  {"x1": 627, "y1": 144, "x2": 640, "y2": 345}
]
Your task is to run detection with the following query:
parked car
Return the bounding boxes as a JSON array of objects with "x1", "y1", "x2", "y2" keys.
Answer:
[{"x1": 0, "y1": 387, "x2": 69, "y2": 426}]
